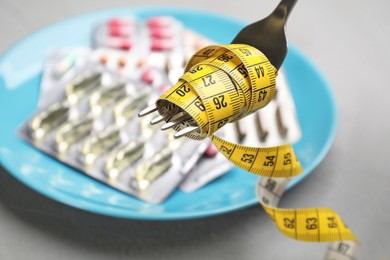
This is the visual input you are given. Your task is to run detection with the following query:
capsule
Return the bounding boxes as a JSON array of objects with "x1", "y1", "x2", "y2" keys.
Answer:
[
  {"x1": 105, "y1": 37, "x2": 133, "y2": 50},
  {"x1": 90, "y1": 83, "x2": 126, "y2": 116},
  {"x1": 114, "y1": 88, "x2": 151, "y2": 126},
  {"x1": 29, "y1": 102, "x2": 69, "y2": 141},
  {"x1": 109, "y1": 26, "x2": 134, "y2": 37},
  {"x1": 150, "y1": 38, "x2": 175, "y2": 51},
  {"x1": 65, "y1": 70, "x2": 102, "y2": 104},
  {"x1": 105, "y1": 139, "x2": 145, "y2": 179},
  {"x1": 107, "y1": 17, "x2": 134, "y2": 27},
  {"x1": 81, "y1": 125, "x2": 121, "y2": 165},
  {"x1": 204, "y1": 142, "x2": 219, "y2": 158},
  {"x1": 135, "y1": 148, "x2": 173, "y2": 190},
  {"x1": 140, "y1": 68, "x2": 161, "y2": 85},
  {"x1": 150, "y1": 27, "x2": 175, "y2": 39},
  {"x1": 55, "y1": 116, "x2": 94, "y2": 154},
  {"x1": 147, "y1": 16, "x2": 175, "y2": 28}
]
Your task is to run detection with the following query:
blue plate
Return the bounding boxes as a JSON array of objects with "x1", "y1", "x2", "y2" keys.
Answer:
[{"x1": 0, "y1": 7, "x2": 338, "y2": 220}]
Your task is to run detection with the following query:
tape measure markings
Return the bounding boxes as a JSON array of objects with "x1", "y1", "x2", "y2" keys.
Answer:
[{"x1": 154, "y1": 43, "x2": 359, "y2": 258}]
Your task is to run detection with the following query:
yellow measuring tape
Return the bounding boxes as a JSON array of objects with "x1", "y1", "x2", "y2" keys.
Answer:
[{"x1": 154, "y1": 44, "x2": 360, "y2": 259}]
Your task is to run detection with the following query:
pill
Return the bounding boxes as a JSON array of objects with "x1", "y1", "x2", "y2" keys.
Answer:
[
  {"x1": 204, "y1": 142, "x2": 219, "y2": 158},
  {"x1": 135, "y1": 147, "x2": 173, "y2": 190},
  {"x1": 105, "y1": 139, "x2": 145, "y2": 179},
  {"x1": 81, "y1": 125, "x2": 121, "y2": 166},
  {"x1": 65, "y1": 70, "x2": 102, "y2": 104},
  {"x1": 147, "y1": 16, "x2": 174, "y2": 28},
  {"x1": 141, "y1": 68, "x2": 160, "y2": 84},
  {"x1": 55, "y1": 116, "x2": 94, "y2": 154},
  {"x1": 29, "y1": 102, "x2": 69, "y2": 141},
  {"x1": 89, "y1": 83, "x2": 127, "y2": 116},
  {"x1": 99, "y1": 54, "x2": 109, "y2": 64},
  {"x1": 109, "y1": 26, "x2": 133, "y2": 37},
  {"x1": 105, "y1": 38, "x2": 133, "y2": 50},
  {"x1": 114, "y1": 88, "x2": 151, "y2": 126},
  {"x1": 137, "y1": 58, "x2": 147, "y2": 68},
  {"x1": 107, "y1": 17, "x2": 133, "y2": 27},
  {"x1": 117, "y1": 57, "x2": 127, "y2": 68},
  {"x1": 150, "y1": 27, "x2": 175, "y2": 39},
  {"x1": 150, "y1": 39, "x2": 175, "y2": 51}
]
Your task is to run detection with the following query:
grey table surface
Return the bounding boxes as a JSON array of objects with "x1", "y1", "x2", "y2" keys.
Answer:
[{"x1": 0, "y1": 0, "x2": 389, "y2": 259}]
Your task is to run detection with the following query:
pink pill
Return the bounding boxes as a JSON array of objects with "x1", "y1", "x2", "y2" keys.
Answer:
[
  {"x1": 107, "y1": 17, "x2": 133, "y2": 27},
  {"x1": 204, "y1": 143, "x2": 219, "y2": 158},
  {"x1": 118, "y1": 39, "x2": 132, "y2": 50},
  {"x1": 150, "y1": 39, "x2": 175, "y2": 51},
  {"x1": 109, "y1": 26, "x2": 133, "y2": 37},
  {"x1": 147, "y1": 16, "x2": 174, "y2": 28},
  {"x1": 150, "y1": 27, "x2": 175, "y2": 39},
  {"x1": 141, "y1": 68, "x2": 160, "y2": 84},
  {"x1": 105, "y1": 38, "x2": 133, "y2": 50}
]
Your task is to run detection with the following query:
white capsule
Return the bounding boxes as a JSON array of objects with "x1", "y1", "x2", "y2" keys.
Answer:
[
  {"x1": 135, "y1": 148, "x2": 173, "y2": 190},
  {"x1": 81, "y1": 125, "x2": 121, "y2": 166},
  {"x1": 55, "y1": 116, "x2": 94, "y2": 154},
  {"x1": 29, "y1": 102, "x2": 69, "y2": 141},
  {"x1": 105, "y1": 140, "x2": 145, "y2": 179},
  {"x1": 90, "y1": 83, "x2": 126, "y2": 116}
]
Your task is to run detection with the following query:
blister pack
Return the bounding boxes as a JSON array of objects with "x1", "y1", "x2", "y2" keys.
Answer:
[
  {"x1": 18, "y1": 16, "x2": 302, "y2": 202},
  {"x1": 20, "y1": 58, "x2": 211, "y2": 203}
]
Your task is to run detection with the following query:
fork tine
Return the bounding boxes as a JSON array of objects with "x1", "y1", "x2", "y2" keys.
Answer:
[
  {"x1": 138, "y1": 104, "x2": 158, "y2": 117},
  {"x1": 173, "y1": 126, "x2": 199, "y2": 138},
  {"x1": 150, "y1": 115, "x2": 168, "y2": 125},
  {"x1": 161, "y1": 115, "x2": 192, "y2": 130}
]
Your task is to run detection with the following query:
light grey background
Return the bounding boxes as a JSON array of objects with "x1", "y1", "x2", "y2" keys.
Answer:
[{"x1": 0, "y1": 0, "x2": 389, "y2": 259}]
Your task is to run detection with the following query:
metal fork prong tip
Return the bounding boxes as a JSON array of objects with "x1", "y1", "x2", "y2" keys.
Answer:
[
  {"x1": 150, "y1": 115, "x2": 167, "y2": 125},
  {"x1": 173, "y1": 126, "x2": 199, "y2": 139},
  {"x1": 161, "y1": 121, "x2": 177, "y2": 131},
  {"x1": 138, "y1": 104, "x2": 158, "y2": 117},
  {"x1": 161, "y1": 116, "x2": 191, "y2": 130}
]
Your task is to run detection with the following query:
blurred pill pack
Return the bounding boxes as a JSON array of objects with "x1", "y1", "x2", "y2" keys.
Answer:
[{"x1": 18, "y1": 16, "x2": 302, "y2": 204}]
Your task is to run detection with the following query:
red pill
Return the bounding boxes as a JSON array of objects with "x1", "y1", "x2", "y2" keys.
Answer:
[
  {"x1": 107, "y1": 17, "x2": 133, "y2": 27},
  {"x1": 150, "y1": 27, "x2": 175, "y2": 39},
  {"x1": 105, "y1": 38, "x2": 133, "y2": 50},
  {"x1": 141, "y1": 68, "x2": 160, "y2": 84},
  {"x1": 150, "y1": 39, "x2": 175, "y2": 51},
  {"x1": 147, "y1": 16, "x2": 174, "y2": 28},
  {"x1": 109, "y1": 26, "x2": 133, "y2": 37},
  {"x1": 204, "y1": 143, "x2": 219, "y2": 158},
  {"x1": 119, "y1": 39, "x2": 132, "y2": 50}
]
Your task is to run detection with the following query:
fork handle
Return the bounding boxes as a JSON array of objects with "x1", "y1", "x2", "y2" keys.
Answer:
[{"x1": 270, "y1": 0, "x2": 298, "y2": 24}]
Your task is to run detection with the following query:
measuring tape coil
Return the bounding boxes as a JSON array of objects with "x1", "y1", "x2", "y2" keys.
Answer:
[{"x1": 156, "y1": 43, "x2": 359, "y2": 258}]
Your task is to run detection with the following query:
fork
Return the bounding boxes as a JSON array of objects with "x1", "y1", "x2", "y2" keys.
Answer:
[{"x1": 139, "y1": 0, "x2": 298, "y2": 137}]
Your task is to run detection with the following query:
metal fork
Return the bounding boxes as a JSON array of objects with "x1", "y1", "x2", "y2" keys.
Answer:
[
  {"x1": 139, "y1": 0, "x2": 298, "y2": 137},
  {"x1": 232, "y1": 0, "x2": 297, "y2": 70}
]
